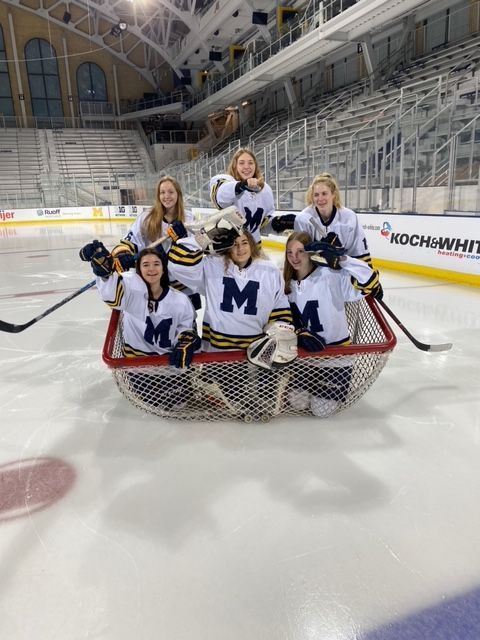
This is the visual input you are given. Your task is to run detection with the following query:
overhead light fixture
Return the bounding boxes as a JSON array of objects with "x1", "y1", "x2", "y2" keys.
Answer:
[
  {"x1": 62, "y1": 11, "x2": 71, "y2": 24},
  {"x1": 110, "y1": 22, "x2": 127, "y2": 37}
]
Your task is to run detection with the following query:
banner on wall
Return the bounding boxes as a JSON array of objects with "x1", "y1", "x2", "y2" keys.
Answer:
[
  {"x1": 109, "y1": 205, "x2": 150, "y2": 218},
  {"x1": 357, "y1": 213, "x2": 480, "y2": 276},
  {"x1": 0, "y1": 205, "x2": 145, "y2": 223}
]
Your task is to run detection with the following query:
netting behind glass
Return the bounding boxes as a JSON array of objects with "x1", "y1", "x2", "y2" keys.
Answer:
[{"x1": 103, "y1": 298, "x2": 396, "y2": 422}]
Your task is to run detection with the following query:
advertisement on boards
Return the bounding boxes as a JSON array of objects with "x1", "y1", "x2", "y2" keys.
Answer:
[{"x1": 358, "y1": 213, "x2": 480, "y2": 276}]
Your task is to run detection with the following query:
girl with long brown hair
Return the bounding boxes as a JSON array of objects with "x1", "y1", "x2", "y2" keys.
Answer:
[
  {"x1": 110, "y1": 176, "x2": 202, "y2": 308},
  {"x1": 209, "y1": 148, "x2": 285, "y2": 246}
]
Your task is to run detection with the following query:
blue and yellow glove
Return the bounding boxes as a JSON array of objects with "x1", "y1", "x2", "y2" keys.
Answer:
[
  {"x1": 304, "y1": 232, "x2": 345, "y2": 270},
  {"x1": 111, "y1": 240, "x2": 136, "y2": 273},
  {"x1": 79, "y1": 240, "x2": 113, "y2": 277},
  {"x1": 169, "y1": 331, "x2": 201, "y2": 368}
]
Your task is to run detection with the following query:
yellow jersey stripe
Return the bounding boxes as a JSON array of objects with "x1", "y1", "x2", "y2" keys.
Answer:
[{"x1": 105, "y1": 278, "x2": 124, "y2": 308}]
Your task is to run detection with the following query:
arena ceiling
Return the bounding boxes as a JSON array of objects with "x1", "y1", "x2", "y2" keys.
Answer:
[{"x1": 1, "y1": 0, "x2": 280, "y2": 87}]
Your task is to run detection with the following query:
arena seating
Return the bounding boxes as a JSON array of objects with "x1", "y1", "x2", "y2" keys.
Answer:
[
  {"x1": 0, "y1": 129, "x2": 43, "y2": 207},
  {"x1": 171, "y1": 32, "x2": 480, "y2": 210},
  {"x1": 0, "y1": 127, "x2": 153, "y2": 208}
]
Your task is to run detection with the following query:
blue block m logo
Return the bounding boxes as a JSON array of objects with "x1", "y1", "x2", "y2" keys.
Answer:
[
  {"x1": 291, "y1": 300, "x2": 323, "y2": 333},
  {"x1": 144, "y1": 317, "x2": 173, "y2": 348},
  {"x1": 243, "y1": 206, "x2": 264, "y2": 233},
  {"x1": 220, "y1": 277, "x2": 260, "y2": 315}
]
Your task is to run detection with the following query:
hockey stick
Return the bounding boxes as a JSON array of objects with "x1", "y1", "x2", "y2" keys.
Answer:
[
  {"x1": 266, "y1": 370, "x2": 293, "y2": 421},
  {"x1": 310, "y1": 215, "x2": 327, "y2": 240},
  {"x1": 0, "y1": 279, "x2": 97, "y2": 334},
  {"x1": 0, "y1": 208, "x2": 243, "y2": 334},
  {"x1": 191, "y1": 370, "x2": 242, "y2": 417},
  {"x1": 310, "y1": 216, "x2": 451, "y2": 353},
  {"x1": 0, "y1": 235, "x2": 164, "y2": 334},
  {"x1": 377, "y1": 299, "x2": 452, "y2": 353}
]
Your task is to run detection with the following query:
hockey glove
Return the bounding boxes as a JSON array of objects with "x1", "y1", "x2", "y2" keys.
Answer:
[
  {"x1": 295, "y1": 327, "x2": 326, "y2": 352},
  {"x1": 79, "y1": 239, "x2": 106, "y2": 263},
  {"x1": 194, "y1": 208, "x2": 245, "y2": 254},
  {"x1": 304, "y1": 232, "x2": 345, "y2": 270},
  {"x1": 111, "y1": 240, "x2": 136, "y2": 273},
  {"x1": 80, "y1": 240, "x2": 113, "y2": 277},
  {"x1": 247, "y1": 321, "x2": 298, "y2": 370},
  {"x1": 235, "y1": 180, "x2": 262, "y2": 195},
  {"x1": 270, "y1": 214, "x2": 296, "y2": 233},
  {"x1": 203, "y1": 207, "x2": 245, "y2": 237},
  {"x1": 167, "y1": 221, "x2": 188, "y2": 243},
  {"x1": 209, "y1": 227, "x2": 241, "y2": 254},
  {"x1": 169, "y1": 331, "x2": 201, "y2": 369}
]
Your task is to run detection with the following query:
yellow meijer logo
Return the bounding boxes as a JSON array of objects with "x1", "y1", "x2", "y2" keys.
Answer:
[{"x1": 92, "y1": 207, "x2": 103, "y2": 217}]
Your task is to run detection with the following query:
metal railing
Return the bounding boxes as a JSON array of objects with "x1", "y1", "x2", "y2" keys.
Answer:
[
  {"x1": 0, "y1": 114, "x2": 131, "y2": 130},
  {"x1": 184, "y1": 0, "x2": 360, "y2": 110},
  {"x1": 161, "y1": 57, "x2": 480, "y2": 214}
]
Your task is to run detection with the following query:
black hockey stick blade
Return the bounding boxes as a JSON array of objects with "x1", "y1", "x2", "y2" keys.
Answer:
[
  {"x1": 0, "y1": 279, "x2": 96, "y2": 333},
  {"x1": 377, "y1": 299, "x2": 452, "y2": 353}
]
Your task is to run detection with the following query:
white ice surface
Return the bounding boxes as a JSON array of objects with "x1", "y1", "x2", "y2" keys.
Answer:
[{"x1": 0, "y1": 223, "x2": 479, "y2": 640}]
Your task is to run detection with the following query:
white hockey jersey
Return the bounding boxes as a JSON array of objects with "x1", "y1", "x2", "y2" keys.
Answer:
[
  {"x1": 168, "y1": 236, "x2": 292, "y2": 351},
  {"x1": 209, "y1": 174, "x2": 275, "y2": 244},
  {"x1": 96, "y1": 271, "x2": 196, "y2": 357},
  {"x1": 293, "y1": 205, "x2": 371, "y2": 265},
  {"x1": 287, "y1": 256, "x2": 373, "y2": 346}
]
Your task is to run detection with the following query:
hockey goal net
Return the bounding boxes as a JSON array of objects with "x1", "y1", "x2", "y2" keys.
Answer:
[{"x1": 103, "y1": 297, "x2": 396, "y2": 422}]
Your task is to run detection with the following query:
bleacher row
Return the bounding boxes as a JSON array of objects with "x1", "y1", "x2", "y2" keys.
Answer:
[
  {"x1": 170, "y1": 31, "x2": 480, "y2": 209},
  {"x1": 0, "y1": 128, "x2": 153, "y2": 208},
  {"x1": 0, "y1": 32, "x2": 479, "y2": 212}
]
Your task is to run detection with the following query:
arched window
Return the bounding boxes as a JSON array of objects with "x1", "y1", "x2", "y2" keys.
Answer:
[
  {"x1": 77, "y1": 62, "x2": 107, "y2": 102},
  {"x1": 0, "y1": 24, "x2": 14, "y2": 118},
  {"x1": 25, "y1": 38, "x2": 64, "y2": 118}
]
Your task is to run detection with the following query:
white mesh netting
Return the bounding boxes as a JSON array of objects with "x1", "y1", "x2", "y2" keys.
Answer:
[{"x1": 103, "y1": 298, "x2": 395, "y2": 422}]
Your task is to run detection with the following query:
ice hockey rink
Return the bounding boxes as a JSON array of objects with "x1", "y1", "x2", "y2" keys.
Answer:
[{"x1": 0, "y1": 220, "x2": 479, "y2": 640}]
